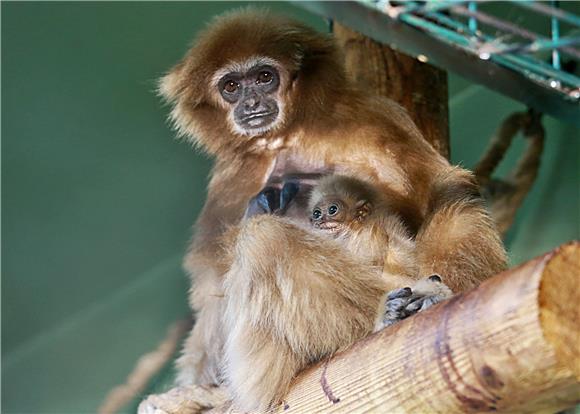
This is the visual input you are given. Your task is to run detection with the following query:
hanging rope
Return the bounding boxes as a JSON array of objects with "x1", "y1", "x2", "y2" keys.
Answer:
[
  {"x1": 98, "y1": 319, "x2": 193, "y2": 414},
  {"x1": 474, "y1": 110, "x2": 545, "y2": 237}
]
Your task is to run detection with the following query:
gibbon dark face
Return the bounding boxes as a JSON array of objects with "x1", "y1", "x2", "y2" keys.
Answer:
[{"x1": 218, "y1": 64, "x2": 281, "y2": 135}]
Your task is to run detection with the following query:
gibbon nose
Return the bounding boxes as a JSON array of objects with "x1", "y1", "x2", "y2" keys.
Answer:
[{"x1": 243, "y1": 94, "x2": 261, "y2": 111}]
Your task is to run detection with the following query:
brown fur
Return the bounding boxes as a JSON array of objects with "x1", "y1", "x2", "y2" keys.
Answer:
[{"x1": 152, "y1": 8, "x2": 507, "y2": 412}]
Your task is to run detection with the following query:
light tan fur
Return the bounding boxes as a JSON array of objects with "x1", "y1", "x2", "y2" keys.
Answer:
[
  {"x1": 220, "y1": 216, "x2": 386, "y2": 409},
  {"x1": 308, "y1": 175, "x2": 418, "y2": 281},
  {"x1": 309, "y1": 175, "x2": 427, "y2": 335},
  {"x1": 149, "y1": 8, "x2": 507, "y2": 412}
]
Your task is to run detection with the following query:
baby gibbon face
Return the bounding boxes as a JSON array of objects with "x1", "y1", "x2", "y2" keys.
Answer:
[
  {"x1": 311, "y1": 198, "x2": 371, "y2": 234},
  {"x1": 311, "y1": 199, "x2": 347, "y2": 233},
  {"x1": 214, "y1": 59, "x2": 283, "y2": 137},
  {"x1": 309, "y1": 175, "x2": 378, "y2": 235}
]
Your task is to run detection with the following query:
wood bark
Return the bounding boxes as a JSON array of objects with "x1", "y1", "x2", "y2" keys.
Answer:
[
  {"x1": 333, "y1": 23, "x2": 450, "y2": 159},
  {"x1": 206, "y1": 242, "x2": 580, "y2": 414}
]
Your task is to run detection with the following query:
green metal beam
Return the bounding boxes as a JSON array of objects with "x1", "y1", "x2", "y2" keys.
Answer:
[{"x1": 297, "y1": 1, "x2": 580, "y2": 126}]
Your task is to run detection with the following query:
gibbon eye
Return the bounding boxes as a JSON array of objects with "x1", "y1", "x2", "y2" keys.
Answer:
[
  {"x1": 223, "y1": 80, "x2": 239, "y2": 93},
  {"x1": 257, "y1": 71, "x2": 273, "y2": 84},
  {"x1": 312, "y1": 208, "x2": 322, "y2": 220},
  {"x1": 328, "y1": 204, "x2": 339, "y2": 216}
]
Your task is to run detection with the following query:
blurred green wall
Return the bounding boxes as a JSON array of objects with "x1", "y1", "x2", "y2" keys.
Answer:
[{"x1": 2, "y1": 2, "x2": 578, "y2": 413}]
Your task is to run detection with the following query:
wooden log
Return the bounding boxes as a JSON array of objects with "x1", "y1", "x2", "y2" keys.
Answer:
[
  {"x1": 333, "y1": 23, "x2": 450, "y2": 159},
  {"x1": 209, "y1": 242, "x2": 579, "y2": 414}
]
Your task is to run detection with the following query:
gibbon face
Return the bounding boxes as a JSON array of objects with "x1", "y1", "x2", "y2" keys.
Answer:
[
  {"x1": 311, "y1": 199, "x2": 346, "y2": 232},
  {"x1": 311, "y1": 197, "x2": 371, "y2": 234},
  {"x1": 309, "y1": 176, "x2": 378, "y2": 235},
  {"x1": 215, "y1": 59, "x2": 283, "y2": 136}
]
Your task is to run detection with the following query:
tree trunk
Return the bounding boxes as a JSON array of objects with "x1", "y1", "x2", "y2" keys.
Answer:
[{"x1": 333, "y1": 23, "x2": 450, "y2": 159}]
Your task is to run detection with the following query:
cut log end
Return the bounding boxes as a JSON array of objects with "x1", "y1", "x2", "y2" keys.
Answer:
[{"x1": 539, "y1": 241, "x2": 580, "y2": 380}]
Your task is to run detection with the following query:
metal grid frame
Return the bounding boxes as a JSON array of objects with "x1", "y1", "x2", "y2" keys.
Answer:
[{"x1": 298, "y1": 1, "x2": 580, "y2": 125}]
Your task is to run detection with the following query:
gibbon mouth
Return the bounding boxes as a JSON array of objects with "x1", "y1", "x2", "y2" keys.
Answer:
[
  {"x1": 317, "y1": 222, "x2": 341, "y2": 232},
  {"x1": 240, "y1": 110, "x2": 279, "y2": 128},
  {"x1": 244, "y1": 111, "x2": 273, "y2": 120}
]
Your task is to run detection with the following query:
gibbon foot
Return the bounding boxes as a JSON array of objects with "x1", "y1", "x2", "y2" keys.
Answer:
[
  {"x1": 379, "y1": 275, "x2": 453, "y2": 328},
  {"x1": 137, "y1": 385, "x2": 227, "y2": 414}
]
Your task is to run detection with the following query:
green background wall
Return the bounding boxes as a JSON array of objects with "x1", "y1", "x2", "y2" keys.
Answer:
[{"x1": 2, "y1": 2, "x2": 578, "y2": 413}]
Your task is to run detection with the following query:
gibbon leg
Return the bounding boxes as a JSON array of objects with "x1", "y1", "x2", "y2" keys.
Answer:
[
  {"x1": 414, "y1": 167, "x2": 508, "y2": 293},
  {"x1": 221, "y1": 214, "x2": 386, "y2": 411},
  {"x1": 174, "y1": 301, "x2": 223, "y2": 387}
]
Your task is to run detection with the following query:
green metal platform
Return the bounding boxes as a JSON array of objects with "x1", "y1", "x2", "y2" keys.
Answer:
[{"x1": 299, "y1": 1, "x2": 580, "y2": 125}]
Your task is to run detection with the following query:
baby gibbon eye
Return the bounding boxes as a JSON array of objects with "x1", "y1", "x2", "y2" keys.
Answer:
[
  {"x1": 223, "y1": 80, "x2": 239, "y2": 94},
  {"x1": 257, "y1": 71, "x2": 273, "y2": 84},
  {"x1": 328, "y1": 204, "x2": 339, "y2": 216},
  {"x1": 312, "y1": 208, "x2": 322, "y2": 220}
]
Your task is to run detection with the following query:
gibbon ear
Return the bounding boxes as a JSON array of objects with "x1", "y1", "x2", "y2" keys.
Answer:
[
  {"x1": 158, "y1": 60, "x2": 207, "y2": 109},
  {"x1": 157, "y1": 61, "x2": 195, "y2": 103},
  {"x1": 354, "y1": 200, "x2": 372, "y2": 221},
  {"x1": 158, "y1": 62, "x2": 186, "y2": 103}
]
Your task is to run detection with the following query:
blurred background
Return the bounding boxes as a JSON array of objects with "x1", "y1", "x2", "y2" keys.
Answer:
[{"x1": 2, "y1": 2, "x2": 578, "y2": 413}]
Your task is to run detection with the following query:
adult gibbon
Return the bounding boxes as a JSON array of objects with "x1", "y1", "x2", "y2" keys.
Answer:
[{"x1": 141, "y1": 8, "x2": 507, "y2": 412}]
